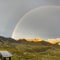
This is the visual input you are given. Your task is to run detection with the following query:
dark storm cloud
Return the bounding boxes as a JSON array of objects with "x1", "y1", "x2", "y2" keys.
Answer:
[{"x1": 0, "y1": 0, "x2": 60, "y2": 37}]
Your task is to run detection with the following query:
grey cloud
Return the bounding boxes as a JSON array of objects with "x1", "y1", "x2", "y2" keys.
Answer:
[
  {"x1": 0, "y1": 0, "x2": 59, "y2": 37},
  {"x1": 14, "y1": 7, "x2": 60, "y2": 39}
]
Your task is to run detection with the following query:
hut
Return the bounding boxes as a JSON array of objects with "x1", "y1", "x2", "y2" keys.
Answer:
[{"x1": 0, "y1": 51, "x2": 12, "y2": 60}]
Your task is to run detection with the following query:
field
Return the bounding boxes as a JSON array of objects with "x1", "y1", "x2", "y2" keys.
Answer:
[{"x1": 0, "y1": 36, "x2": 60, "y2": 60}]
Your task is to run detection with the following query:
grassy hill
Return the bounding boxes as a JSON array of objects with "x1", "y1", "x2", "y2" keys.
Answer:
[{"x1": 0, "y1": 36, "x2": 60, "y2": 60}]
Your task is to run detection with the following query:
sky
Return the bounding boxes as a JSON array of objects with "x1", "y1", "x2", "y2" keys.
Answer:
[
  {"x1": 0, "y1": 0, "x2": 60, "y2": 39},
  {"x1": 12, "y1": 6, "x2": 60, "y2": 39}
]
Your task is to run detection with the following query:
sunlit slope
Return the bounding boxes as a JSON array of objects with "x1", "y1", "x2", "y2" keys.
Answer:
[
  {"x1": 17, "y1": 38, "x2": 60, "y2": 45},
  {"x1": 26, "y1": 38, "x2": 42, "y2": 42},
  {"x1": 46, "y1": 38, "x2": 60, "y2": 45}
]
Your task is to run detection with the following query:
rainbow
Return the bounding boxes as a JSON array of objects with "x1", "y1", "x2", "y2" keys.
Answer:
[{"x1": 12, "y1": 5, "x2": 60, "y2": 39}]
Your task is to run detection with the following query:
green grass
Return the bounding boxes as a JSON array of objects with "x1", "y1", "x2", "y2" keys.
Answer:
[{"x1": 0, "y1": 39, "x2": 60, "y2": 60}]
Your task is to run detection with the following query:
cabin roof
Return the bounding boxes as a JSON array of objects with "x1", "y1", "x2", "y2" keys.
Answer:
[{"x1": 0, "y1": 51, "x2": 12, "y2": 57}]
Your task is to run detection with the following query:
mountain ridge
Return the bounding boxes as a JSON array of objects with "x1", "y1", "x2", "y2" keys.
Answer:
[{"x1": 0, "y1": 36, "x2": 60, "y2": 45}]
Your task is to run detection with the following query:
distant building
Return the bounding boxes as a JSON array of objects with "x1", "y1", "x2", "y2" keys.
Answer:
[{"x1": 0, "y1": 51, "x2": 12, "y2": 60}]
